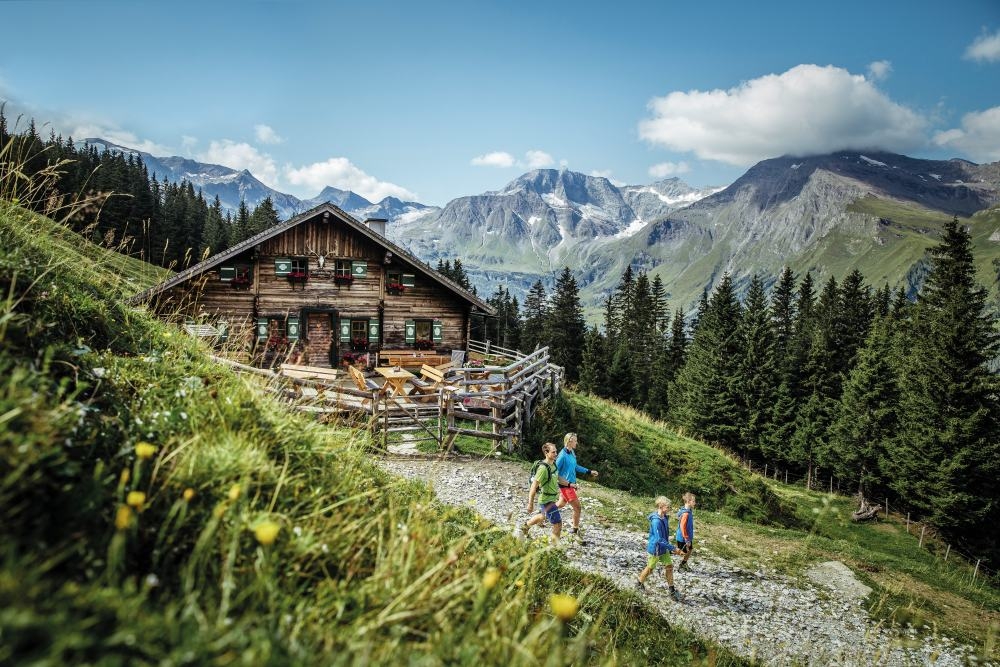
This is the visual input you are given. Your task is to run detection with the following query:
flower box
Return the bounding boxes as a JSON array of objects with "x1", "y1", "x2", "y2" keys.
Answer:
[
  {"x1": 351, "y1": 337, "x2": 369, "y2": 352},
  {"x1": 334, "y1": 274, "x2": 355, "y2": 286},
  {"x1": 231, "y1": 276, "x2": 253, "y2": 288},
  {"x1": 386, "y1": 282, "x2": 406, "y2": 295},
  {"x1": 287, "y1": 271, "x2": 308, "y2": 283},
  {"x1": 414, "y1": 338, "x2": 434, "y2": 350}
]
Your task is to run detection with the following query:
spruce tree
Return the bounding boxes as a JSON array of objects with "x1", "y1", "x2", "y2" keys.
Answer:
[
  {"x1": 829, "y1": 317, "x2": 899, "y2": 497},
  {"x1": 670, "y1": 274, "x2": 744, "y2": 447},
  {"x1": 887, "y1": 218, "x2": 1000, "y2": 559},
  {"x1": 520, "y1": 280, "x2": 549, "y2": 353},
  {"x1": 578, "y1": 326, "x2": 607, "y2": 395},
  {"x1": 545, "y1": 267, "x2": 586, "y2": 383},
  {"x1": 737, "y1": 275, "x2": 777, "y2": 457}
]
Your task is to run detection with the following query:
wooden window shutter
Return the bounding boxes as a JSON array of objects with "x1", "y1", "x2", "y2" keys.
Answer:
[
  {"x1": 274, "y1": 258, "x2": 292, "y2": 276},
  {"x1": 256, "y1": 317, "x2": 269, "y2": 341},
  {"x1": 339, "y1": 319, "x2": 352, "y2": 343},
  {"x1": 287, "y1": 316, "x2": 300, "y2": 341},
  {"x1": 217, "y1": 321, "x2": 229, "y2": 342},
  {"x1": 404, "y1": 319, "x2": 416, "y2": 343},
  {"x1": 368, "y1": 317, "x2": 380, "y2": 343},
  {"x1": 220, "y1": 266, "x2": 236, "y2": 282},
  {"x1": 402, "y1": 273, "x2": 415, "y2": 287},
  {"x1": 432, "y1": 320, "x2": 443, "y2": 342},
  {"x1": 351, "y1": 260, "x2": 368, "y2": 278}
]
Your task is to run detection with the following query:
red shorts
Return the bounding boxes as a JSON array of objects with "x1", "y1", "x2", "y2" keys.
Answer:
[{"x1": 559, "y1": 485, "x2": 579, "y2": 503}]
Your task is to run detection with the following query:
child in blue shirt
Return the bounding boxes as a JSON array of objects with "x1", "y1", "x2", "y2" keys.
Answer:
[
  {"x1": 636, "y1": 496, "x2": 682, "y2": 601},
  {"x1": 675, "y1": 492, "x2": 696, "y2": 571}
]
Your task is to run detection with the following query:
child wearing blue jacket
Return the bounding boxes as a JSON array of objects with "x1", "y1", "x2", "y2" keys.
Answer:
[
  {"x1": 636, "y1": 496, "x2": 682, "y2": 601},
  {"x1": 675, "y1": 492, "x2": 696, "y2": 571}
]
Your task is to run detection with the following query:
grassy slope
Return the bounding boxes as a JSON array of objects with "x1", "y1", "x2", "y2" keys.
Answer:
[
  {"x1": 1, "y1": 202, "x2": 749, "y2": 665},
  {"x1": 517, "y1": 390, "x2": 999, "y2": 656}
]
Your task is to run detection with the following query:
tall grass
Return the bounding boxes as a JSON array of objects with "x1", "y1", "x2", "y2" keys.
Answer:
[{"x1": 1, "y1": 186, "x2": 743, "y2": 662}]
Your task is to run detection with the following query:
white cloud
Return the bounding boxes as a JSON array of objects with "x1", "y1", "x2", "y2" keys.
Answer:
[
  {"x1": 648, "y1": 161, "x2": 691, "y2": 178},
  {"x1": 181, "y1": 135, "x2": 198, "y2": 152},
  {"x1": 933, "y1": 106, "x2": 1000, "y2": 162},
  {"x1": 68, "y1": 123, "x2": 172, "y2": 155},
  {"x1": 472, "y1": 150, "x2": 559, "y2": 169},
  {"x1": 254, "y1": 124, "x2": 283, "y2": 145},
  {"x1": 589, "y1": 169, "x2": 623, "y2": 186},
  {"x1": 638, "y1": 64, "x2": 927, "y2": 166},
  {"x1": 197, "y1": 140, "x2": 279, "y2": 187},
  {"x1": 964, "y1": 29, "x2": 1000, "y2": 62},
  {"x1": 867, "y1": 60, "x2": 892, "y2": 81},
  {"x1": 559, "y1": 159, "x2": 569, "y2": 169},
  {"x1": 525, "y1": 150, "x2": 554, "y2": 168},
  {"x1": 471, "y1": 151, "x2": 517, "y2": 167},
  {"x1": 285, "y1": 157, "x2": 416, "y2": 202}
]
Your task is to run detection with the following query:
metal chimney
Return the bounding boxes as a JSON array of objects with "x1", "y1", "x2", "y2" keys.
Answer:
[{"x1": 365, "y1": 218, "x2": 387, "y2": 236}]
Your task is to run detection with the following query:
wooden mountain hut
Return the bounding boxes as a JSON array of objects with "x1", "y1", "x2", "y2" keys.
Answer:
[{"x1": 130, "y1": 203, "x2": 494, "y2": 368}]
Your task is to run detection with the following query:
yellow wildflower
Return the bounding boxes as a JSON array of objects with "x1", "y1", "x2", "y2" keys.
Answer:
[
  {"x1": 119, "y1": 469, "x2": 130, "y2": 485},
  {"x1": 227, "y1": 484, "x2": 241, "y2": 501},
  {"x1": 183, "y1": 488, "x2": 195, "y2": 502},
  {"x1": 115, "y1": 505, "x2": 132, "y2": 530},
  {"x1": 126, "y1": 491, "x2": 146, "y2": 509},
  {"x1": 515, "y1": 579, "x2": 525, "y2": 588},
  {"x1": 253, "y1": 520, "x2": 280, "y2": 546},
  {"x1": 482, "y1": 567, "x2": 500, "y2": 590},
  {"x1": 135, "y1": 442, "x2": 157, "y2": 459},
  {"x1": 549, "y1": 594, "x2": 579, "y2": 622}
]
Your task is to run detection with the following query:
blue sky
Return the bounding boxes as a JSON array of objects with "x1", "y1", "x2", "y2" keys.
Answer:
[{"x1": 2, "y1": 0, "x2": 999, "y2": 206}]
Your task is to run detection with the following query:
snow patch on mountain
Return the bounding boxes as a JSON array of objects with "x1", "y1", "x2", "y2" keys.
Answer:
[
  {"x1": 615, "y1": 218, "x2": 647, "y2": 239},
  {"x1": 860, "y1": 155, "x2": 888, "y2": 168}
]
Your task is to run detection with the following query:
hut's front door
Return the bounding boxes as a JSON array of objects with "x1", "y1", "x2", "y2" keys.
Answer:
[{"x1": 305, "y1": 312, "x2": 335, "y2": 368}]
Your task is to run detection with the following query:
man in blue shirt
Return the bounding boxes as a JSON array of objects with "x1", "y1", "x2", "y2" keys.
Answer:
[{"x1": 555, "y1": 432, "x2": 599, "y2": 543}]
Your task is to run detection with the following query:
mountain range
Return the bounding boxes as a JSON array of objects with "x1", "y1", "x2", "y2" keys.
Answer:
[{"x1": 88, "y1": 138, "x2": 1000, "y2": 317}]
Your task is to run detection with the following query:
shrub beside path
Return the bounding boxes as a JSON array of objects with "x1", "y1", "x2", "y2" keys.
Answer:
[{"x1": 381, "y1": 455, "x2": 984, "y2": 667}]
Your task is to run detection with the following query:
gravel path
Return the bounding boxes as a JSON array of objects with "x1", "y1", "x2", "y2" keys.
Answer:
[{"x1": 381, "y1": 455, "x2": 985, "y2": 667}]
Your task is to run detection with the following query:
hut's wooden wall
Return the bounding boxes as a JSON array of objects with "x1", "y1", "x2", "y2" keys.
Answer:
[{"x1": 150, "y1": 214, "x2": 474, "y2": 363}]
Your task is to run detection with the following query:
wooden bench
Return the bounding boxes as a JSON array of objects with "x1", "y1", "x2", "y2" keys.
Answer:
[
  {"x1": 280, "y1": 363, "x2": 340, "y2": 383},
  {"x1": 407, "y1": 364, "x2": 459, "y2": 402},
  {"x1": 380, "y1": 352, "x2": 451, "y2": 369}
]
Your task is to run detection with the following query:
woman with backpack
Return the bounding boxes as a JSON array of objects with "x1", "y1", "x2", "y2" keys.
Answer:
[
  {"x1": 521, "y1": 442, "x2": 562, "y2": 545},
  {"x1": 636, "y1": 496, "x2": 682, "y2": 601}
]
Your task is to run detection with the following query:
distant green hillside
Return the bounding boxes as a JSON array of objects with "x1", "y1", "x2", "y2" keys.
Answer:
[{"x1": 0, "y1": 203, "x2": 743, "y2": 664}]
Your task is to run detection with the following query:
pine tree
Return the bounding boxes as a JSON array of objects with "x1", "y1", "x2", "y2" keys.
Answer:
[
  {"x1": 545, "y1": 267, "x2": 586, "y2": 383},
  {"x1": 887, "y1": 218, "x2": 1000, "y2": 559}
]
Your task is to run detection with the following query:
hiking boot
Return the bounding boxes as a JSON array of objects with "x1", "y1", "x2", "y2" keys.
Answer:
[
  {"x1": 519, "y1": 523, "x2": 530, "y2": 539},
  {"x1": 634, "y1": 578, "x2": 646, "y2": 593},
  {"x1": 670, "y1": 587, "x2": 683, "y2": 602},
  {"x1": 678, "y1": 561, "x2": 689, "y2": 571}
]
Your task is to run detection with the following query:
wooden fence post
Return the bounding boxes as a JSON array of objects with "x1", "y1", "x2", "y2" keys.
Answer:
[
  {"x1": 906, "y1": 512, "x2": 910, "y2": 533},
  {"x1": 945, "y1": 544, "x2": 951, "y2": 561},
  {"x1": 829, "y1": 477, "x2": 833, "y2": 494},
  {"x1": 764, "y1": 464, "x2": 768, "y2": 478},
  {"x1": 784, "y1": 470, "x2": 788, "y2": 484},
  {"x1": 885, "y1": 499, "x2": 889, "y2": 518},
  {"x1": 973, "y1": 559, "x2": 981, "y2": 582},
  {"x1": 918, "y1": 525, "x2": 926, "y2": 548}
]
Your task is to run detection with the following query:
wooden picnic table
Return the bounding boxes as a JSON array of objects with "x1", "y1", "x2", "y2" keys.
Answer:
[{"x1": 374, "y1": 366, "x2": 416, "y2": 397}]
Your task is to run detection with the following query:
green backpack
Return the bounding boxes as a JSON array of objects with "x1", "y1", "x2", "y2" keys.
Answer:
[{"x1": 529, "y1": 460, "x2": 552, "y2": 486}]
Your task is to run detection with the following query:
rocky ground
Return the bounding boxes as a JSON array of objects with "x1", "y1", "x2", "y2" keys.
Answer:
[{"x1": 381, "y1": 454, "x2": 987, "y2": 667}]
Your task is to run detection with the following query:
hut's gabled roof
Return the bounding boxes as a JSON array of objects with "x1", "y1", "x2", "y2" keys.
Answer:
[{"x1": 129, "y1": 202, "x2": 494, "y2": 314}]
